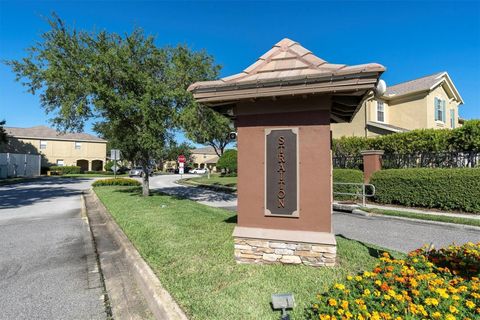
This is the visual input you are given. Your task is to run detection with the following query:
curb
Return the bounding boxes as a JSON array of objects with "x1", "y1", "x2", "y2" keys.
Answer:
[
  {"x1": 367, "y1": 212, "x2": 480, "y2": 232},
  {"x1": 332, "y1": 203, "x2": 371, "y2": 216},
  {"x1": 86, "y1": 189, "x2": 189, "y2": 320},
  {"x1": 333, "y1": 203, "x2": 480, "y2": 230},
  {"x1": 176, "y1": 179, "x2": 237, "y2": 194}
]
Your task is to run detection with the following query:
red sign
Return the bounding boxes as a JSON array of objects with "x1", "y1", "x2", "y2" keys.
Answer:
[{"x1": 178, "y1": 155, "x2": 186, "y2": 163}]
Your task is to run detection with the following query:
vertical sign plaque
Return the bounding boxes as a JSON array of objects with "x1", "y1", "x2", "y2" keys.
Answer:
[{"x1": 265, "y1": 128, "x2": 299, "y2": 217}]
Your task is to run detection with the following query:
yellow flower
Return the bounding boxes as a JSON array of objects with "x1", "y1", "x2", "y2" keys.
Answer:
[
  {"x1": 449, "y1": 306, "x2": 458, "y2": 314},
  {"x1": 452, "y1": 295, "x2": 460, "y2": 301},
  {"x1": 431, "y1": 311, "x2": 442, "y2": 319},
  {"x1": 355, "y1": 275, "x2": 362, "y2": 281},
  {"x1": 425, "y1": 297, "x2": 439, "y2": 306},
  {"x1": 341, "y1": 300, "x2": 349, "y2": 309},
  {"x1": 334, "y1": 283, "x2": 345, "y2": 290},
  {"x1": 337, "y1": 308, "x2": 344, "y2": 315},
  {"x1": 346, "y1": 275, "x2": 353, "y2": 281},
  {"x1": 466, "y1": 300, "x2": 475, "y2": 309},
  {"x1": 328, "y1": 298, "x2": 337, "y2": 306},
  {"x1": 363, "y1": 289, "x2": 371, "y2": 296},
  {"x1": 319, "y1": 315, "x2": 331, "y2": 320},
  {"x1": 445, "y1": 314, "x2": 456, "y2": 320},
  {"x1": 375, "y1": 280, "x2": 382, "y2": 286}
]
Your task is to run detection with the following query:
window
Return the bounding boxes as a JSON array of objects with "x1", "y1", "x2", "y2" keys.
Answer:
[
  {"x1": 377, "y1": 101, "x2": 385, "y2": 122},
  {"x1": 435, "y1": 97, "x2": 446, "y2": 122},
  {"x1": 450, "y1": 109, "x2": 455, "y2": 128},
  {"x1": 75, "y1": 141, "x2": 81, "y2": 150},
  {"x1": 56, "y1": 159, "x2": 64, "y2": 167},
  {"x1": 40, "y1": 140, "x2": 47, "y2": 150}
]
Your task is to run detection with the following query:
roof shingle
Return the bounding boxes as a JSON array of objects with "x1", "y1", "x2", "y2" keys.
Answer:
[
  {"x1": 384, "y1": 72, "x2": 445, "y2": 97},
  {"x1": 5, "y1": 126, "x2": 107, "y2": 142}
]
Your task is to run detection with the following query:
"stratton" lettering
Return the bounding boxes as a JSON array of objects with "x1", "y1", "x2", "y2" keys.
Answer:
[{"x1": 277, "y1": 136, "x2": 286, "y2": 208}]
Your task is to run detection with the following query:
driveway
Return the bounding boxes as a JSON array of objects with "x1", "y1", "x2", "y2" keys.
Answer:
[
  {"x1": 0, "y1": 178, "x2": 106, "y2": 320},
  {"x1": 150, "y1": 174, "x2": 479, "y2": 253},
  {"x1": 150, "y1": 174, "x2": 237, "y2": 209}
]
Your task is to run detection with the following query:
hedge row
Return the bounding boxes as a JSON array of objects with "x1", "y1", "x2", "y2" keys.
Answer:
[
  {"x1": 370, "y1": 168, "x2": 480, "y2": 212},
  {"x1": 333, "y1": 119, "x2": 480, "y2": 157},
  {"x1": 92, "y1": 178, "x2": 141, "y2": 187},
  {"x1": 332, "y1": 169, "x2": 363, "y2": 201},
  {"x1": 49, "y1": 166, "x2": 81, "y2": 174}
]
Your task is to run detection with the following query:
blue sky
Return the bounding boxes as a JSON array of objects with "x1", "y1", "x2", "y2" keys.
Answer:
[{"x1": 1, "y1": 1, "x2": 479, "y2": 143}]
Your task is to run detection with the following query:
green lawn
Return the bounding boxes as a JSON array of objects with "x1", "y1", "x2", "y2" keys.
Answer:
[
  {"x1": 94, "y1": 186, "x2": 404, "y2": 320},
  {"x1": 183, "y1": 174, "x2": 237, "y2": 188},
  {"x1": 363, "y1": 207, "x2": 480, "y2": 228}
]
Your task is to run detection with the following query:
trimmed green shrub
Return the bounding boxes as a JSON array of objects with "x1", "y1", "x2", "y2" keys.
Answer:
[
  {"x1": 85, "y1": 170, "x2": 113, "y2": 175},
  {"x1": 92, "y1": 178, "x2": 141, "y2": 187},
  {"x1": 217, "y1": 149, "x2": 237, "y2": 175},
  {"x1": 332, "y1": 169, "x2": 363, "y2": 201},
  {"x1": 370, "y1": 168, "x2": 480, "y2": 212},
  {"x1": 49, "y1": 165, "x2": 81, "y2": 174},
  {"x1": 333, "y1": 119, "x2": 480, "y2": 157}
]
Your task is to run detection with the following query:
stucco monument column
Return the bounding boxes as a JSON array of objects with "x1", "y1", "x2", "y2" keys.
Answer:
[
  {"x1": 360, "y1": 150, "x2": 384, "y2": 183},
  {"x1": 188, "y1": 38, "x2": 385, "y2": 267}
]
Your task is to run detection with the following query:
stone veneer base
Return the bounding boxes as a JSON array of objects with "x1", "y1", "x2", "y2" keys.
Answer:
[{"x1": 234, "y1": 237, "x2": 337, "y2": 267}]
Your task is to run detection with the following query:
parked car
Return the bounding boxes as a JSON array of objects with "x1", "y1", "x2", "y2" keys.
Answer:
[
  {"x1": 129, "y1": 166, "x2": 153, "y2": 177},
  {"x1": 189, "y1": 168, "x2": 207, "y2": 174}
]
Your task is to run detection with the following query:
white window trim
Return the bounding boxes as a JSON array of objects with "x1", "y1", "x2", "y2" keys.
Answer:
[
  {"x1": 39, "y1": 140, "x2": 47, "y2": 150},
  {"x1": 74, "y1": 141, "x2": 81, "y2": 150},
  {"x1": 434, "y1": 97, "x2": 446, "y2": 123},
  {"x1": 450, "y1": 109, "x2": 455, "y2": 129},
  {"x1": 376, "y1": 100, "x2": 386, "y2": 123}
]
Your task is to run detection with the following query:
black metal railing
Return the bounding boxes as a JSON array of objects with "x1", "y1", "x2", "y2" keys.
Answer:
[
  {"x1": 382, "y1": 151, "x2": 480, "y2": 169},
  {"x1": 332, "y1": 155, "x2": 363, "y2": 169}
]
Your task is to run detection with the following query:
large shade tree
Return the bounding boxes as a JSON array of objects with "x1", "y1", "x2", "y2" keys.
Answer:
[
  {"x1": 6, "y1": 15, "x2": 219, "y2": 195},
  {"x1": 180, "y1": 103, "x2": 232, "y2": 157}
]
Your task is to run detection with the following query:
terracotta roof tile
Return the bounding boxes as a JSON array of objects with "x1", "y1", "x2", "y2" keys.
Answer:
[{"x1": 188, "y1": 38, "x2": 385, "y2": 94}]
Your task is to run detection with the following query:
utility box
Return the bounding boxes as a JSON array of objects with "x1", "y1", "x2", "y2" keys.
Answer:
[{"x1": 188, "y1": 38, "x2": 384, "y2": 266}]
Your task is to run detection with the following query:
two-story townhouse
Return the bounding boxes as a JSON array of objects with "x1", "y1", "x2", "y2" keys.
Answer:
[
  {"x1": 191, "y1": 146, "x2": 219, "y2": 171},
  {"x1": 3, "y1": 125, "x2": 107, "y2": 171},
  {"x1": 331, "y1": 72, "x2": 464, "y2": 138}
]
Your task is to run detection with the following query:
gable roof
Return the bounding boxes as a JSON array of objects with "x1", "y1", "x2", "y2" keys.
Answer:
[
  {"x1": 5, "y1": 126, "x2": 107, "y2": 143},
  {"x1": 384, "y1": 72, "x2": 463, "y2": 103},
  {"x1": 191, "y1": 146, "x2": 218, "y2": 155},
  {"x1": 188, "y1": 38, "x2": 385, "y2": 122}
]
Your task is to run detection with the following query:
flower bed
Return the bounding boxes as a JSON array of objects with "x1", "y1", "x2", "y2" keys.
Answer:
[{"x1": 307, "y1": 242, "x2": 479, "y2": 320}]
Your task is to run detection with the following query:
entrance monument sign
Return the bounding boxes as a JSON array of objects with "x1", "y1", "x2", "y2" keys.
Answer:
[
  {"x1": 265, "y1": 128, "x2": 298, "y2": 217},
  {"x1": 188, "y1": 38, "x2": 384, "y2": 266}
]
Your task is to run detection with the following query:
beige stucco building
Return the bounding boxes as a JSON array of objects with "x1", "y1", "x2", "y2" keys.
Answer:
[
  {"x1": 191, "y1": 146, "x2": 219, "y2": 170},
  {"x1": 161, "y1": 146, "x2": 220, "y2": 172},
  {"x1": 3, "y1": 126, "x2": 107, "y2": 171},
  {"x1": 331, "y1": 72, "x2": 464, "y2": 138}
]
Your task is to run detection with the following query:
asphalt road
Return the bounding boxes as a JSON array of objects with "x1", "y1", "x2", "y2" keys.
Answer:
[
  {"x1": 0, "y1": 178, "x2": 106, "y2": 320},
  {"x1": 150, "y1": 174, "x2": 479, "y2": 253}
]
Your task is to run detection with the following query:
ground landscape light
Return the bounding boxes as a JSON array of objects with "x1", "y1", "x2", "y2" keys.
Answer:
[{"x1": 271, "y1": 293, "x2": 295, "y2": 320}]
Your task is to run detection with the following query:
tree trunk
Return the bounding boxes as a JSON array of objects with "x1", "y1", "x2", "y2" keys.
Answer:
[{"x1": 142, "y1": 167, "x2": 150, "y2": 196}]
